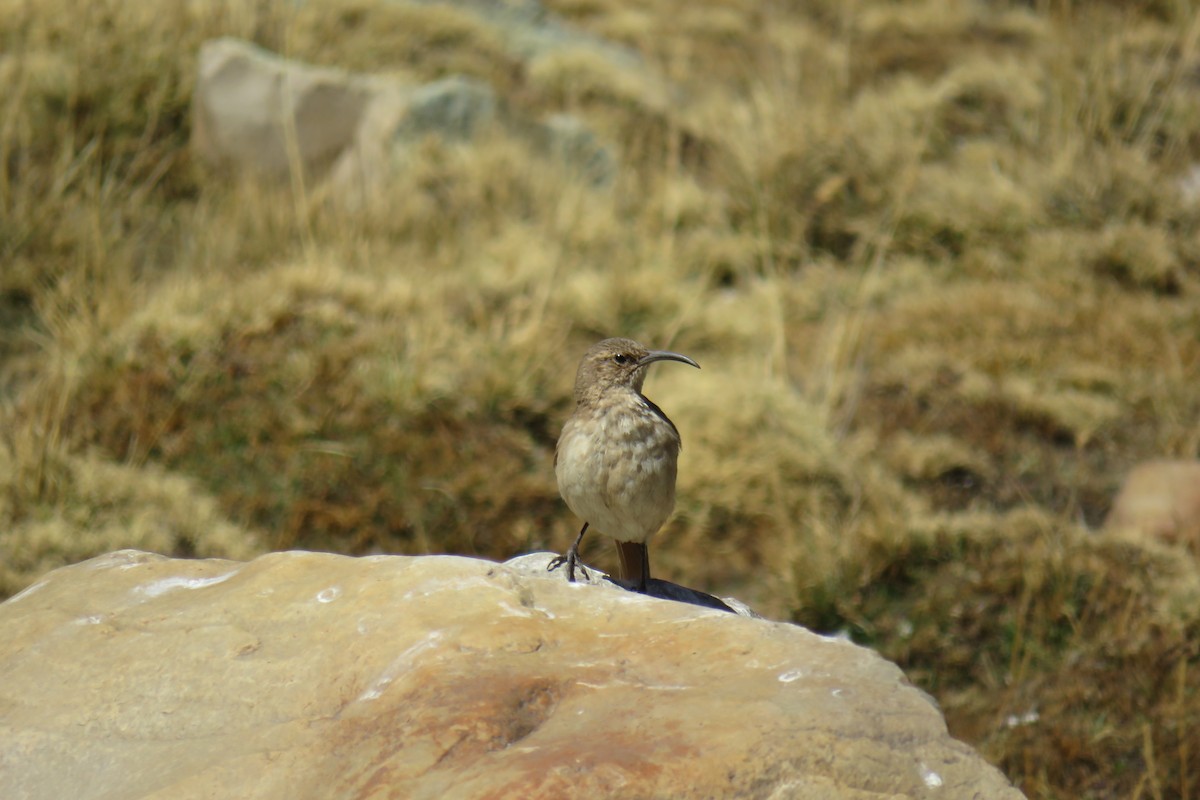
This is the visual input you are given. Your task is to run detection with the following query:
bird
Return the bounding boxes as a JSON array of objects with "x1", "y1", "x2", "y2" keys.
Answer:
[{"x1": 549, "y1": 337, "x2": 699, "y2": 593}]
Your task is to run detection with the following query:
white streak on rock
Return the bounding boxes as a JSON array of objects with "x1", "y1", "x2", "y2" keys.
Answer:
[
  {"x1": 134, "y1": 570, "x2": 239, "y2": 598},
  {"x1": 6, "y1": 580, "x2": 47, "y2": 604},
  {"x1": 358, "y1": 630, "x2": 445, "y2": 701}
]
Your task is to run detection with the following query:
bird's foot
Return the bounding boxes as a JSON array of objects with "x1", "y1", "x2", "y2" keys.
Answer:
[{"x1": 546, "y1": 548, "x2": 589, "y2": 582}]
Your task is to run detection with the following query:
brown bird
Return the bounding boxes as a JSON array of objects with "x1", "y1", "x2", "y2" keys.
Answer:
[{"x1": 549, "y1": 337, "x2": 699, "y2": 592}]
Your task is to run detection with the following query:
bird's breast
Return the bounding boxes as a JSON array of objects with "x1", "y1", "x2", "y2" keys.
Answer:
[{"x1": 555, "y1": 393, "x2": 682, "y2": 542}]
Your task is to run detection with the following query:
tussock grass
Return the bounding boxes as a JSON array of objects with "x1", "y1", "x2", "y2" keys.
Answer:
[
  {"x1": 288, "y1": 0, "x2": 516, "y2": 80},
  {"x1": 819, "y1": 509, "x2": 1200, "y2": 798},
  {"x1": 0, "y1": 431, "x2": 260, "y2": 596},
  {"x1": 3, "y1": 0, "x2": 1200, "y2": 795}
]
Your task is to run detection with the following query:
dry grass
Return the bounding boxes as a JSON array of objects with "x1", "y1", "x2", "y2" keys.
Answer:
[{"x1": 3, "y1": 0, "x2": 1200, "y2": 796}]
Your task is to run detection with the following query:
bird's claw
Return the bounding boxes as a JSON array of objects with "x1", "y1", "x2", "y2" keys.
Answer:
[{"x1": 546, "y1": 549, "x2": 589, "y2": 582}]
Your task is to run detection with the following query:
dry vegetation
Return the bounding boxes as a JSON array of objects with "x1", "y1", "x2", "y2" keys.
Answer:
[{"x1": 2, "y1": 0, "x2": 1199, "y2": 796}]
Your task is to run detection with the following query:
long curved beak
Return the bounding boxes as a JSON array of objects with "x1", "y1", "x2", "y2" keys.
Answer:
[{"x1": 638, "y1": 350, "x2": 700, "y2": 369}]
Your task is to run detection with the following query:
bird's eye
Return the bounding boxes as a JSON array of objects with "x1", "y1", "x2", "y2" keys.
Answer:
[{"x1": 613, "y1": 353, "x2": 631, "y2": 365}]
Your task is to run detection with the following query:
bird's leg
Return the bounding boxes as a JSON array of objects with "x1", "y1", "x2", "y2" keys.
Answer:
[{"x1": 547, "y1": 522, "x2": 590, "y2": 582}]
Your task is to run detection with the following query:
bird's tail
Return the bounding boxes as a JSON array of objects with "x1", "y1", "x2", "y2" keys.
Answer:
[{"x1": 615, "y1": 541, "x2": 651, "y2": 590}]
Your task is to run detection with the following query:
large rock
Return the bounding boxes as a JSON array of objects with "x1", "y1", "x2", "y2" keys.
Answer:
[{"x1": 0, "y1": 550, "x2": 1024, "y2": 799}]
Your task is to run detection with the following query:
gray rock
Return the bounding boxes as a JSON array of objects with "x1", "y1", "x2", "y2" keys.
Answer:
[
  {"x1": 529, "y1": 113, "x2": 617, "y2": 185},
  {"x1": 393, "y1": 76, "x2": 499, "y2": 142},
  {"x1": 405, "y1": 0, "x2": 647, "y2": 71}
]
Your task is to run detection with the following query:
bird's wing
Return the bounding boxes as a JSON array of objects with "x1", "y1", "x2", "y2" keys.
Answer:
[{"x1": 639, "y1": 394, "x2": 681, "y2": 447}]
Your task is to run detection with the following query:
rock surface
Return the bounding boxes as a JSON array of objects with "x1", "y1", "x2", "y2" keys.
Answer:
[
  {"x1": 0, "y1": 550, "x2": 1025, "y2": 799},
  {"x1": 192, "y1": 37, "x2": 372, "y2": 177}
]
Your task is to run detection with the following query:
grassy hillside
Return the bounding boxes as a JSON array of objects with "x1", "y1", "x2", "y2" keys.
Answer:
[{"x1": 2, "y1": 0, "x2": 1199, "y2": 796}]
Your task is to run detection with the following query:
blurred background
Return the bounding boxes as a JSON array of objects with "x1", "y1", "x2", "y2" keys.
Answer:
[{"x1": 2, "y1": 0, "x2": 1199, "y2": 796}]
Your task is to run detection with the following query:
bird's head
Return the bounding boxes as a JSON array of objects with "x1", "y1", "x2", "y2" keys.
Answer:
[{"x1": 573, "y1": 337, "x2": 699, "y2": 402}]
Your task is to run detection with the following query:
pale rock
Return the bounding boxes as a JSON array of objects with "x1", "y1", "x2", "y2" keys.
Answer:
[
  {"x1": 0, "y1": 549, "x2": 1025, "y2": 799},
  {"x1": 1104, "y1": 459, "x2": 1200, "y2": 549},
  {"x1": 1178, "y1": 163, "x2": 1200, "y2": 206},
  {"x1": 192, "y1": 37, "x2": 372, "y2": 177}
]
